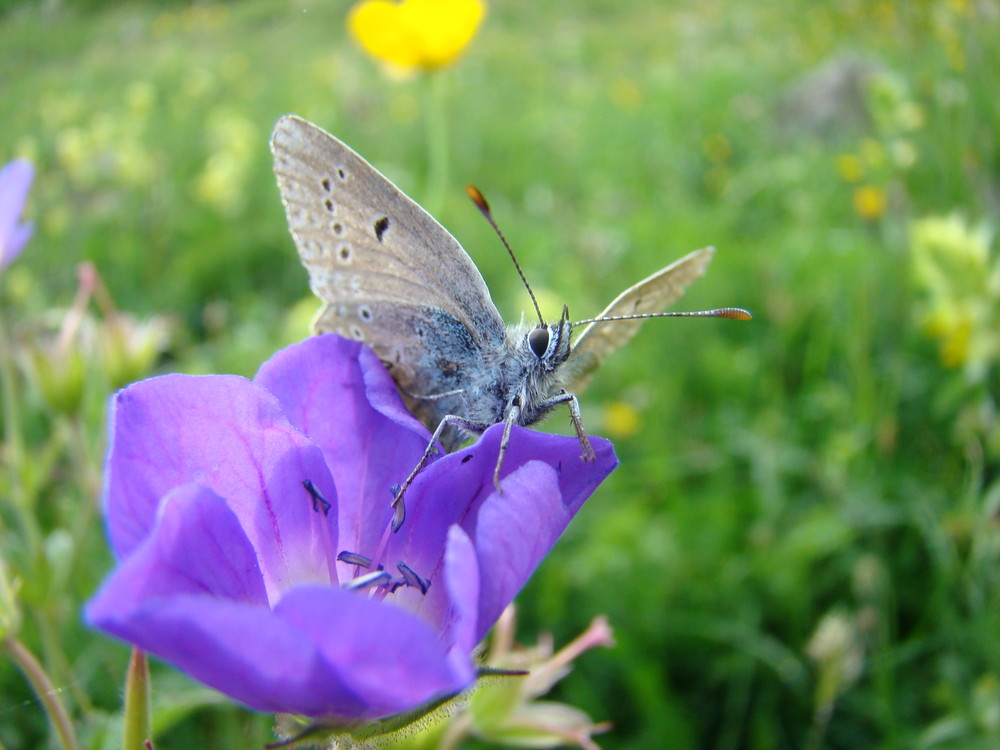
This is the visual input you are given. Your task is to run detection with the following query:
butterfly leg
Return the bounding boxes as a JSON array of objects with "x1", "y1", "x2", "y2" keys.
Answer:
[
  {"x1": 391, "y1": 414, "x2": 491, "y2": 532},
  {"x1": 494, "y1": 400, "x2": 522, "y2": 491},
  {"x1": 548, "y1": 390, "x2": 596, "y2": 462}
]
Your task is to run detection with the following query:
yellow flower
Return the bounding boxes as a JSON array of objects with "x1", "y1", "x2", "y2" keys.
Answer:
[
  {"x1": 835, "y1": 153, "x2": 864, "y2": 183},
  {"x1": 603, "y1": 401, "x2": 641, "y2": 439},
  {"x1": 852, "y1": 185, "x2": 887, "y2": 221},
  {"x1": 348, "y1": 0, "x2": 486, "y2": 73}
]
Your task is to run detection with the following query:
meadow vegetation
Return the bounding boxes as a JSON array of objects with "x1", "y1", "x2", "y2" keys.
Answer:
[{"x1": 1, "y1": 0, "x2": 998, "y2": 748}]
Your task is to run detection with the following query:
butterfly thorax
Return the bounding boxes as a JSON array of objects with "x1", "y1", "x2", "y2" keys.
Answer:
[{"x1": 443, "y1": 310, "x2": 572, "y2": 438}]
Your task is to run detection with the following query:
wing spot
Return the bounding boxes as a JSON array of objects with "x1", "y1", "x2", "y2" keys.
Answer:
[
  {"x1": 337, "y1": 167, "x2": 347, "y2": 181},
  {"x1": 373, "y1": 215, "x2": 390, "y2": 242},
  {"x1": 350, "y1": 325, "x2": 364, "y2": 340},
  {"x1": 338, "y1": 244, "x2": 351, "y2": 262},
  {"x1": 358, "y1": 305, "x2": 373, "y2": 321},
  {"x1": 324, "y1": 198, "x2": 335, "y2": 213},
  {"x1": 332, "y1": 222, "x2": 344, "y2": 235},
  {"x1": 321, "y1": 177, "x2": 332, "y2": 192}
]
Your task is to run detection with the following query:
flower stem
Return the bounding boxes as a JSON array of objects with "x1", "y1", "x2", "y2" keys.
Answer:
[
  {"x1": 3, "y1": 635, "x2": 82, "y2": 750},
  {"x1": 123, "y1": 647, "x2": 152, "y2": 750},
  {"x1": 0, "y1": 310, "x2": 27, "y2": 509},
  {"x1": 423, "y1": 71, "x2": 451, "y2": 216}
]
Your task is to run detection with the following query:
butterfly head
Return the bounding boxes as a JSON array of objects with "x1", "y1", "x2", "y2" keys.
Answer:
[{"x1": 527, "y1": 304, "x2": 572, "y2": 373}]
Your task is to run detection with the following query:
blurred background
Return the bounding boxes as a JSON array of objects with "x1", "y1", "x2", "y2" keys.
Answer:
[{"x1": 1, "y1": 0, "x2": 999, "y2": 748}]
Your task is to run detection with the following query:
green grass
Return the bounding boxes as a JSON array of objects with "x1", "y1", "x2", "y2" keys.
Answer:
[{"x1": 2, "y1": 0, "x2": 999, "y2": 748}]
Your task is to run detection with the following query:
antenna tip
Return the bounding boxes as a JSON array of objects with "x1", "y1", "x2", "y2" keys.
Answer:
[
  {"x1": 465, "y1": 185, "x2": 490, "y2": 214},
  {"x1": 718, "y1": 307, "x2": 753, "y2": 321}
]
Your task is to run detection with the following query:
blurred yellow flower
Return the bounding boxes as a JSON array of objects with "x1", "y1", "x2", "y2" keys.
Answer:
[
  {"x1": 609, "y1": 77, "x2": 642, "y2": 111},
  {"x1": 909, "y1": 215, "x2": 998, "y2": 371},
  {"x1": 348, "y1": 0, "x2": 486, "y2": 74},
  {"x1": 835, "y1": 153, "x2": 864, "y2": 183},
  {"x1": 923, "y1": 308, "x2": 971, "y2": 368},
  {"x1": 852, "y1": 185, "x2": 887, "y2": 221},
  {"x1": 603, "y1": 401, "x2": 641, "y2": 438}
]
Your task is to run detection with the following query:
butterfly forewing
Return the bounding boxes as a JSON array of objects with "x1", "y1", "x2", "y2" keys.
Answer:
[
  {"x1": 566, "y1": 246, "x2": 716, "y2": 391},
  {"x1": 271, "y1": 116, "x2": 507, "y2": 408}
]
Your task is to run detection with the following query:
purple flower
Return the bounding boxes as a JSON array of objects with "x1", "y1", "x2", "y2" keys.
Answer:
[
  {"x1": 0, "y1": 159, "x2": 34, "y2": 272},
  {"x1": 86, "y1": 334, "x2": 617, "y2": 724}
]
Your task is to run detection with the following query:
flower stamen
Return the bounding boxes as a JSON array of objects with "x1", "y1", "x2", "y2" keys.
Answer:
[
  {"x1": 396, "y1": 561, "x2": 431, "y2": 595},
  {"x1": 337, "y1": 551, "x2": 374, "y2": 568},
  {"x1": 342, "y1": 570, "x2": 394, "y2": 592},
  {"x1": 302, "y1": 478, "x2": 331, "y2": 516}
]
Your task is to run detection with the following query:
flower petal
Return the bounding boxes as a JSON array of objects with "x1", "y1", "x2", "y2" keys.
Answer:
[
  {"x1": 467, "y1": 458, "x2": 592, "y2": 645},
  {"x1": 0, "y1": 159, "x2": 34, "y2": 269},
  {"x1": 89, "y1": 482, "x2": 471, "y2": 719},
  {"x1": 104, "y1": 373, "x2": 339, "y2": 598},
  {"x1": 274, "y1": 584, "x2": 475, "y2": 718},
  {"x1": 389, "y1": 424, "x2": 616, "y2": 641},
  {"x1": 254, "y1": 335, "x2": 433, "y2": 560},
  {"x1": 442, "y1": 524, "x2": 481, "y2": 663},
  {"x1": 87, "y1": 483, "x2": 268, "y2": 613},
  {"x1": 348, "y1": 0, "x2": 486, "y2": 71}
]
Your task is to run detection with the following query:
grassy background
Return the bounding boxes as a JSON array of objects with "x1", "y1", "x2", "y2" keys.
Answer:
[{"x1": 2, "y1": 0, "x2": 999, "y2": 748}]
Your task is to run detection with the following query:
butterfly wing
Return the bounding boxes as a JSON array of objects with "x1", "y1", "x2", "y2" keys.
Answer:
[
  {"x1": 271, "y1": 116, "x2": 507, "y2": 423},
  {"x1": 565, "y1": 246, "x2": 715, "y2": 391}
]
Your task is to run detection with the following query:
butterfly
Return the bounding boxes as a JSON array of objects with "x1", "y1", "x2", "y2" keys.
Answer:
[{"x1": 271, "y1": 115, "x2": 750, "y2": 530}]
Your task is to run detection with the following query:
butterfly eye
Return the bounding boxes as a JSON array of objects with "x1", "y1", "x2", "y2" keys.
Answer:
[{"x1": 528, "y1": 327, "x2": 550, "y2": 358}]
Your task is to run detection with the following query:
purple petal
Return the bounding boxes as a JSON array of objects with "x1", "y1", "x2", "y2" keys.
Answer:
[
  {"x1": 87, "y1": 483, "x2": 268, "y2": 613},
  {"x1": 466, "y1": 458, "x2": 588, "y2": 644},
  {"x1": 254, "y1": 335, "x2": 434, "y2": 559},
  {"x1": 384, "y1": 424, "x2": 616, "y2": 638},
  {"x1": 91, "y1": 591, "x2": 371, "y2": 718},
  {"x1": 442, "y1": 525, "x2": 481, "y2": 662},
  {"x1": 104, "y1": 374, "x2": 339, "y2": 597},
  {"x1": 274, "y1": 585, "x2": 474, "y2": 717},
  {"x1": 88, "y1": 485, "x2": 473, "y2": 719},
  {"x1": 92, "y1": 588, "x2": 471, "y2": 720},
  {"x1": 0, "y1": 160, "x2": 34, "y2": 269}
]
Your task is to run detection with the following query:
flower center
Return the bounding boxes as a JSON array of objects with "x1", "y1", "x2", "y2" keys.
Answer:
[{"x1": 337, "y1": 550, "x2": 432, "y2": 598}]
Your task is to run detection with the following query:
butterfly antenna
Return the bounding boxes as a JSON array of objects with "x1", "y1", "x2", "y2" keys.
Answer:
[
  {"x1": 571, "y1": 307, "x2": 753, "y2": 327},
  {"x1": 466, "y1": 185, "x2": 545, "y2": 327}
]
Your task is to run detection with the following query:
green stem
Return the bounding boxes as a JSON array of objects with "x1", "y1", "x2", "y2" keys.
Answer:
[
  {"x1": 0, "y1": 311, "x2": 43, "y2": 570},
  {"x1": 3, "y1": 636, "x2": 82, "y2": 750},
  {"x1": 123, "y1": 647, "x2": 152, "y2": 750},
  {"x1": 0, "y1": 310, "x2": 26, "y2": 508},
  {"x1": 423, "y1": 71, "x2": 451, "y2": 215}
]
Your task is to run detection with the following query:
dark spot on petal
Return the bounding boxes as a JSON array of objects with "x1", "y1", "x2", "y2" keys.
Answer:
[
  {"x1": 321, "y1": 177, "x2": 332, "y2": 192},
  {"x1": 373, "y1": 215, "x2": 390, "y2": 241},
  {"x1": 461, "y1": 454, "x2": 473, "y2": 464}
]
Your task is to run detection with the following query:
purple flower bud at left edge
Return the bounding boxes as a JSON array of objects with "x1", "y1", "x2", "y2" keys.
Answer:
[
  {"x1": 0, "y1": 159, "x2": 34, "y2": 272},
  {"x1": 86, "y1": 333, "x2": 617, "y2": 724}
]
